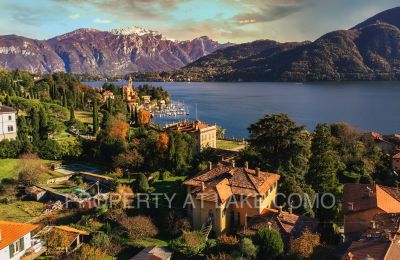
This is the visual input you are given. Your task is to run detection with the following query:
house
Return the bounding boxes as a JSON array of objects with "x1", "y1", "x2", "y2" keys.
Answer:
[
  {"x1": 0, "y1": 221, "x2": 39, "y2": 260},
  {"x1": 342, "y1": 213, "x2": 400, "y2": 260},
  {"x1": 165, "y1": 120, "x2": 217, "y2": 153},
  {"x1": 368, "y1": 132, "x2": 398, "y2": 153},
  {"x1": 102, "y1": 91, "x2": 115, "y2": 101},
  {"x1": 391, "y1": 152, "x2": 400, "y2": 172},
  {"x1": 25, "y1": 186, "x2": 47, "y2": 201},
  {"x1": 183, "y1": 160, "x2": 280, "y2": 236},
  {"x1": 0, "y1": 103, "x2": 17, "y2": 141},
  {"x1": 42, "y1": 226, "x2": 90, "y2": 255},
  {"x1": 142, "y1": 95, "x2": 151, "y2": 104},
  {"x1": 342, "y1": 183, "x2": 400, "y2": 241},
  {"x1": 245, "y1": 207, "x2": 319, "y2": 243},
  {"x1": 131, "y1": 246, "x2": 172, "y2": 260}
]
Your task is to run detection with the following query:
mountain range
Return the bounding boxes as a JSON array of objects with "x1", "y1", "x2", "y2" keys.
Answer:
[
  {"x1": 167, "y1": 7, "x2": 400, "y2": 81},
  {"x1": 0, "y1": 26, "x2": 232, "y2": 76},
  {"x1": 1, "y1": 7, "x2": 400, "y2": 81}
]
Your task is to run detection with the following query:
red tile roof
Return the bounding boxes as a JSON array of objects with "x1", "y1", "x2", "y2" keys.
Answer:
[
  {"x1": 342, "y1": 183, "x2": 400, "y2": 215},
  {"x1": 0, "y1": 221, "x2": 38, "y2": 249},
  {"x1": 184, "y1": 164, "x2": 280, "y2": 203}
]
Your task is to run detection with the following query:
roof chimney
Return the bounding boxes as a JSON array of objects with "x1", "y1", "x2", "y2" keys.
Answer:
[
  {"x1": 370, "y1": 220, "x2": 376, "y2": 229},
  {"x1": 231, "y1": 160, "x2": 236, "y2": 168},
  {"x1": 244, "y1": 161, "x2": 249, "y2": 169},
  {"x1": 288, "y1": 207, "x2": 293, "y2": 215},
  {"x1": 346, "y1": 252, "x2": 354, "y2": 260},
  {"x1": 208, "y1": 161, "x2": 213, "y2": 171},
  {"x1": 201, "y1": 182, "x2": 205, "y2": 192},
  {"x1": 347, "y1": 202, "x2": 354, "y2": 211},
  {"x1": 267, "y1": 221, "x2": 272, "y2": 230},
  {"x1": 385, "y1": 229, "x2": 392, "y2": 241},
  {"x1": 256, "y1": 167, "x2": 260, "y2": 177},
  {"x1": 0, "y1": 229, "x2": 2, "y2": 242},
  {"x1": 278, "y1": 205, "x2": 283, "y2": 214}
]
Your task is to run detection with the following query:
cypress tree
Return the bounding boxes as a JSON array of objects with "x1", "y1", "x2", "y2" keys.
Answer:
[
  {"x1": 63, "y1": 93, "x2": 68, "y2": 107},
  {"x1": 39, "y1": 106, "x2": 48, "y2": 140},
  {"x1": 30, "y1": 108, "x2": 40, "y2": 142},
  {"x1": 70, "y1": 106, "x2": 75, "y2": 121},
  {"x1": 93, "y1": 100, "x2": 99, "y2": 134},
  {"x1": 5, "y1": 95, "x2": 12, "y2": 106}
]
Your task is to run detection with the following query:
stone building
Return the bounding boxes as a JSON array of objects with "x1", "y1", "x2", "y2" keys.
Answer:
[{"x1": 0, "y1": 103, "x2": 17, "y2": 141}]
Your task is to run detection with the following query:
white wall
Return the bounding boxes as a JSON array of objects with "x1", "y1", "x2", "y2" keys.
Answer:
[
  {"x1": 0, "y1": 112, "x2": 17, "y2": 141},
  {"x1": 0, "y1": 233, "x2": 32, "y2": 260}
]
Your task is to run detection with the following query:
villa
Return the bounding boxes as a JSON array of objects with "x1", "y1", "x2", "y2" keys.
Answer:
[
  {"x1": 0, "y1": 103, "x2": 17, "y2": 141},
  {"x1": 165, "y1": 120, "x2": 217, "y2": 153},
  {"x1": 0, "y1": 221, "x2": 39, "y2": 260},
  {"x1": 183, "y1": 160, "x2": 280, "y2": 236}
]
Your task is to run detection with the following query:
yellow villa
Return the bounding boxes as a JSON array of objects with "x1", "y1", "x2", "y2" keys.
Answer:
[{"x1": 183, "y1": 160, "x2": 280, "y2": 236}]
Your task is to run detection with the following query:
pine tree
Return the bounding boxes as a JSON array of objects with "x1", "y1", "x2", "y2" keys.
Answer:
[{"x1": 93, "y1": 100, "x2": 99, "y2": 135}]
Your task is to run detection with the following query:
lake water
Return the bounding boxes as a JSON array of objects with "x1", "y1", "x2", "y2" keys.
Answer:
[{"x1": 86, "y1": 81, "x2": 400, "y2": 138}]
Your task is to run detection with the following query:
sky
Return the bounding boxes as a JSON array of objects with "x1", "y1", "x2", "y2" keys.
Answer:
[{"x1": 0, "y1": 0, "x2": 399, "y2": 43}]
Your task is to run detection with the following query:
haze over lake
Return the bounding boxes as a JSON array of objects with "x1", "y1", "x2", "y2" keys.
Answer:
[{"x1": 86, "y1": 81, "x2": 400, "y2": 138}]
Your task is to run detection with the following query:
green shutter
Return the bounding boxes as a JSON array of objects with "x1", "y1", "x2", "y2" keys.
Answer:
[
  {"x1": 9, "y1": 244, "x2": 14, "y2": 258},
  {"x1": 20, "y1": 238, "x2": 25, "y2": 251}
]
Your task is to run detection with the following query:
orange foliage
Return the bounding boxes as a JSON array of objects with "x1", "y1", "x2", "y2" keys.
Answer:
[
  {"x1": 138, "y1": 109, "x2": 151, "y2": 126},
  {"x1": 108, "y1": 114, "x2": 129, "y2": 140},
  {"x1": 156, "y1": 132, "x2": 170, "y2": 152}
]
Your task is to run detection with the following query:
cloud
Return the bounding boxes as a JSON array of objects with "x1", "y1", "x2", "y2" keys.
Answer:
[
  {"x1": 233, "y1": 0, "x2": 313, "y2": 25},
  {"x1": 69, "y1": 13, "x2": 80, "y2": 19},
  {"x1": 93, "y1": 18, "x2": 112, "y2": 24}
]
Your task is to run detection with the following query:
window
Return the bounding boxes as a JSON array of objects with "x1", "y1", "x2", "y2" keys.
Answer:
[
  {"x1": 8, "y1": 115, "x2": 12, "y2": 120},
  {"x1": 9, "y1": 238, "x2": 24, "y2": 258},
  {"x1": 8, "y1": 125, "x2": 13, "y2": 132}
]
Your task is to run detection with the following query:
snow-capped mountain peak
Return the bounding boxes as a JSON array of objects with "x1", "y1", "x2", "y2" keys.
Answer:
[{"x1": 110, "y1": 26, "x2": 161, "y2": 36}]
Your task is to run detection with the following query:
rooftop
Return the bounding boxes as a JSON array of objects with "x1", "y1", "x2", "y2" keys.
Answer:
[
  {"x1": 131, "y1": 245, "x2": 172, "y2": 260},
  {"x1": 183, "y1": 162, "x2": 280, "y2": 203},
  {"x1": 0, "y1": 104, "x2": 16, "y2": 113},
  {"x1": 0, "y1": 221, "x2": 38, "y2": 249},
  {"x1": 165, "y1": 120, "x2": 215, "y2": 133}
]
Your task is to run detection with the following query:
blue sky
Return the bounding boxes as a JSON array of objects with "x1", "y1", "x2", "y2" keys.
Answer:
[{"x1": 0, "y1": 0, "x2": 399, "y2": 43}]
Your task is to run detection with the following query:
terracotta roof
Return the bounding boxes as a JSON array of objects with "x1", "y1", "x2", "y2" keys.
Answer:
[
  {"x1": 0, "y1": 221, "x2": 38, "y2": 249},
  {"x1": 342, "y1": 213, "x2": 400, "y2": 260},
  {"x1": 183, "y1": 164, "x2": 280, "y2": 203},
  {"x1": 392, "y1": 152, "x2": 400, "y2": 159},
  {"x1": 102, "y1": 91, "x2": 114, "y2": 96},
  {"x1": 54, "y1": 226, "x2": 90, "y2": 236},
  {"x1": 0, "y1": 105, "x2": 16, "y2": 113},
  {"x1": 165, "y1": 120, "x2": 214, "y2": 133},
  {"x1": 247, "y1": 208, "x2": 319, "y2": 237},
  {"x1": 342, "y1": 184, "x2": 400, "y2": 215}
]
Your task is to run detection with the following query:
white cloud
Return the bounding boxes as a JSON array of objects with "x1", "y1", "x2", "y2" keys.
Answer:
[
  {"x1": 93, "y1": 18, "x2": 112, "y2": 24},
  {"x1": 69, "y1": 13, "x2": 80, "y2": 19}
]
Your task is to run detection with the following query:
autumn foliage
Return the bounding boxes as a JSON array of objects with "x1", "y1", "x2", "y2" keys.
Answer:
[
  {"x1": 156, "y1": 132, "x2": 170, "y2": 152},
  {"x1": 138, "y1": 109, "x2": 151, "y2": 126},
  {"x1": 289, "y1": 230, "x2": 320, "y2": 258},
  {"x1": 108, "y1": 114, "x2": 129, "y2": 140}
]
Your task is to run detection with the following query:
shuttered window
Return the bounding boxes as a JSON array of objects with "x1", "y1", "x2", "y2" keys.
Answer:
[{"x1": 9, "y1": 244, "x2": 14, "y2": 258}]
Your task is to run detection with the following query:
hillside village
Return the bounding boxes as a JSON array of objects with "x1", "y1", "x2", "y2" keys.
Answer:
[{"x1": 0, "y1": 69, "x2": 400, "y2": 259}]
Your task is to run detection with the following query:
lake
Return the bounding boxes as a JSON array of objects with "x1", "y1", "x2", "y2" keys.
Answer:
[{"x1": 85, "y1": 81, "x2": 400, "y2": 138}]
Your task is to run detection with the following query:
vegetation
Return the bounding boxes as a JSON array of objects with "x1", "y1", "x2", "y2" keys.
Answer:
[{"x1": 254, "y1": 228, "x2": 284, "y2": 260}]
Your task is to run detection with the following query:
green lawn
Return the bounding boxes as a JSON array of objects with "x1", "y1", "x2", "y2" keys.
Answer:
[
  {"x1": 0, "y1": 201, "x2": 44, "y2": 222},
  {"x1": 75, "y1": 111, "x2": 93, "y2": 124},
  {"x1": 127, "y1": 238, "x2": 169, "y2": 248},
  {"x1": 0, "y1": 158, "x2": 62, "y2": 181},
  {"x1": 217, "y1": 139, "x2": 244, "y2": 150}
]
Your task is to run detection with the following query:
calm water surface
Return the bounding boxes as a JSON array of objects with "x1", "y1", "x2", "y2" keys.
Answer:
[{"x1": 86, "y1": 81, "x2": 400, "y2": 138}]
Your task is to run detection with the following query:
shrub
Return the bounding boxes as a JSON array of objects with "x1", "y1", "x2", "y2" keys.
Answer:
[
  {"x1": 254, "y1": 228, "x2": 284, "y2": 260},
  {"x1": 217, "y1": 235, "x2": 239, "y2": 252},
  {"x1": 72, "y1": 244, "x2": 107, "y2": 260},
  {"x1": 160, "y1": 170, "x2": 171, "y2": 180},
  {"x1": 170, "y1": 231, "x2": 206, "y2": 257},
  {"x1": 240, "y1": 238, "x2": 257, "y2": 259},
  {"x1": 17, "y1": 153, "x2": 48, "y2": 185},
  {"x1": 289, "y1": 230, "x2": 320, "y2": 259},
  {"x1": 206, "y1": 252, "x2": 233, "y2": 260},
  {"x1": 166, "y1": 211, "x2": 191, "y2": 237},
  {"x1": 135, "y1": 173, "x2": 149, "y2": 192},
  {"x1": 119, "y1": 215, "x2": 158, "y2": 240},
  {"x1": 90, "y1": 232, "x2": 111, "y2": 249}
]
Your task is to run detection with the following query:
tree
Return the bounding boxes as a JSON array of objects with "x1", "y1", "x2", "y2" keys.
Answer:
[
  {"x1": 119, "y1": 215, "x2": 158, "y2": 240},
  {"x1": 113, "y1": 148, "x2": 144, "y2": 171},
  {"x1": 93, "y1": 100, "x2": 99, "y2": 135},
  {"x1": 39, "y1": 106, "x2": 48, "y2": 139},
  {"x1": 17, "y1": 153, "x2": 48, "y2": 185},
  {"x1": 69, "y1": 106, "x2": 75, "y2": 121},
  {"x1": 30, "y1": 108, "x2": 40, "y2": 142},
  {"x1": 90, "y1": 232, "x2": 111, "y2": 249},
  {"x1": 107, "y1": 114, "x2": 129, "y2": 140},
  {"x1": 240, "y1": 238, "x2": 257, "y2": 259},
  {"x1": 156, "y1": 132, "x2": 169, "y2": 152},
  {"x1": 307, "y1": 124, "x2": 341, "y2": 193},
  {"x1": 289, "y1": 230, "x2": 320, "y2": 259},
  {"x1": 248, "y1": 114, "x2": 310, "y2": 181},
  {"x1": 254, "y1": 228, "x2": 284, "y2": 260},
  {"x1": 138, "y1": 108, "x2": 151, "y2": 126}
]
